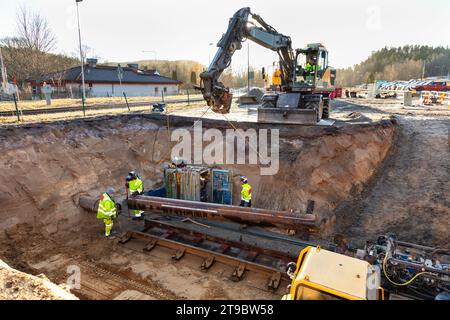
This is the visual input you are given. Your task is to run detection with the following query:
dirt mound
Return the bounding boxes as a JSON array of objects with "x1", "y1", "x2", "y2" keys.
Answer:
[
  {"x1": 0, "y1": 259, "x2": 78, "y2": 300},
  {"x1": 331, "y1": 99, "x2": 450, "y2": 247},
  {"x1": 334, "y1": 116, "x2": 450, "y2": 246}
]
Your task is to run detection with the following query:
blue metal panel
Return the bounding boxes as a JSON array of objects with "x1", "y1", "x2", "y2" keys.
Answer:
[{"x1": 212, "y1": 169, "x2": 232, "y2": 205}]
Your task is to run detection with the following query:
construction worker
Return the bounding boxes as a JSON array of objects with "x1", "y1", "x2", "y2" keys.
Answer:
[
  {"x1": 97, "y1": 187, "x2": 118, "y2": 238},
  {"x1": 126, "y1": 171, "x2": 145, "y2": 219},
  {"x1": 239, "y1": 176, "x2": 252, "y2": 207},
  {"x1": 305, "y1": 56, "x2": 320, "y2": 82}
]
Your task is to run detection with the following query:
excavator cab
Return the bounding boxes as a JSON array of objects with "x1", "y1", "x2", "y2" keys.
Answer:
[{"x1": 294, "y1": 44, "x2": 335, "y2": 90}]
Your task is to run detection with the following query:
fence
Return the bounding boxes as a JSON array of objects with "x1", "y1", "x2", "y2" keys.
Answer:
[
  {"x1": 0, "y1": 89, "x2": 205, "y2": 123},
  {"x1": 0, "y1": 88, "x2": 200, "y2": 102}
]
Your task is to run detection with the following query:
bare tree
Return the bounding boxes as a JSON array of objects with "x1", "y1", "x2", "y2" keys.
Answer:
[
  {"x1": 71, "y1": 45, "x2": 100, "y2": 62},
  {"x1": 16, "y1": 5, "x2": 56, "y2": 53}
]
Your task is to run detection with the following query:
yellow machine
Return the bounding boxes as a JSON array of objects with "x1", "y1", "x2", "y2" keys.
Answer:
[{"x1": 282, "y1": 246, "x2": 384, "y2": 300}]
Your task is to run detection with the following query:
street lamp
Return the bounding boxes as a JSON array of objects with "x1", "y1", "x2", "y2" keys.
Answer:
[
  {"x1": 75, "y1": 0, "x2": 86, "y2": 116},
  {"x1": 208, "y1": 43, "x2": 214, "y2": 67}
]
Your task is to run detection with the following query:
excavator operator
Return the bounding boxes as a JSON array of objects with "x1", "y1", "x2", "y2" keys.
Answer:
[{"x1": 305, "y1": 55, "x2": 319, "y2": 82}]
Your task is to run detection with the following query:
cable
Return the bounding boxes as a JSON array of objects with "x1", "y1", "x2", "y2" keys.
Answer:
[
  {"x1": 382, "y1": 252, "x2": 431, "y2": 287},
  {"x1": 221, "y1": 113, "x2": 268, "y2": 164},
  {"x1": 156, "y1": 105, "x2": 212, "y2": 166}
]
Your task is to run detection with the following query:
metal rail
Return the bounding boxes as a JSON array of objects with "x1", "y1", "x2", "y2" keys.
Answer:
[
  {"x1": 118, "y1": 219, "x2": 296, "y2": 290},
  {"x1": 0, "y1": 98, "x2": 205, "y2": 117},
  {"x1": 179, "y1": 218, "x2": 319, "y2": 247},
  {"x1": 144, "y1": 219, "x2": 298, "y2": 262}
]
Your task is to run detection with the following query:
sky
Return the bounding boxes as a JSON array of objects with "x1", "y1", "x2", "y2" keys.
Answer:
[{"x1": 1, "y1": 0, "x2": 449, "y2": 73}]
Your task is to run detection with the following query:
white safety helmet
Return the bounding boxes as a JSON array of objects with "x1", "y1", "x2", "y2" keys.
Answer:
[
  {"x1": 172, "y1": 157, "x2": 185, "y2": 166},
  {"x1": 106, "y1": 187, "x2": 115, "y2": 195}
]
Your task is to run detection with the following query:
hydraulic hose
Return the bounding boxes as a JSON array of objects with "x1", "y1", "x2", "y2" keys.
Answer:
[{"x1": 382, "y1": 253, "x2": 431, "y2": 287}]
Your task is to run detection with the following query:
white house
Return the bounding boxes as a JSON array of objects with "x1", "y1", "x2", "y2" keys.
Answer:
[{"x1": 42, "y1": 59, "x2": 181, "y2": 98}]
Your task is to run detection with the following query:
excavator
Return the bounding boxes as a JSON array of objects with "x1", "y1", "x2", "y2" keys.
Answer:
[{"x1": 199, "y1": 7, "x2": 336, "y2": 124}]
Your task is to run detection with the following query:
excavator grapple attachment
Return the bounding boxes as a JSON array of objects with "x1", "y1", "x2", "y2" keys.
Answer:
[{"x1": 211, "y1": 91, "x2": 233, "y2": 114}]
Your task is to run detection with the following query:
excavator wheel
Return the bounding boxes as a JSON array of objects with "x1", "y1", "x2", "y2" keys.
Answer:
[
  {"x1": 304, "y1": 99, "x2": 323, "y2": 122},
  {"x1": 261, "y1": 94, "x2": 278, "y2": 108},
  {"x1": 322, "y1": 99, "x2": 330, "y2": 119}
]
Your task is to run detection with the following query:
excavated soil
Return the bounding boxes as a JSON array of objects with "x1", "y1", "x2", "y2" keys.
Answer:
[
  {"x1": 332, "y1": 99, "x2": 450, "y2": 247},
  {"x1": 0, "y1": 101, "x2": 424, "y2": 300},
  {"x1": 0, "y1": 258, "x2": 78, "y2": 300}
]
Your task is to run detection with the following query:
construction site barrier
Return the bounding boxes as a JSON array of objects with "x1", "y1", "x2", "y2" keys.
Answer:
[{"x1": 420, "y1": 91, "x2": 450, "y2": 107}]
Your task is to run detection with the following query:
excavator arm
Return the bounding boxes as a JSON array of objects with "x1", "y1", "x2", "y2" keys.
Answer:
[{"x1": 199, "y1": 7, "x2": 295, "y2": 114}]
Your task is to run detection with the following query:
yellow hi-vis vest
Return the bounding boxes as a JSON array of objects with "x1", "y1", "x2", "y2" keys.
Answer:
[
  {"x1": 241, "y1": 183, "x2": 252, "y2": 202},
  {"x1": 129, "y1": 177, "x2": 143, "y2": 194},
  {"x1": 272, "y1": 69, "x2": 282, "y2": 86},
  {"x1": 306, "y1": 63, "x2": 317, "y2": 74},
  {"x1": 97, "y1": 193, "x2": 117, "y2": 220}
]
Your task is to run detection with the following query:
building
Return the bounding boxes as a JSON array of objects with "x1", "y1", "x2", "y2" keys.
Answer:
[{"x1": 41, "y1": 59, "x2": 181, "y2": 98}]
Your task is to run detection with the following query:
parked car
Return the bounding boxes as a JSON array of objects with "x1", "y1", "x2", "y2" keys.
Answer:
[{"x1": 415, "y1": 81, "x2": 448, "y2": 92}]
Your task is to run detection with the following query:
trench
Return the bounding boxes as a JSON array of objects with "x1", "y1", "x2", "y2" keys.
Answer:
[{"x1": 0, "y1": 111, "x2": 398, "y2": 299}]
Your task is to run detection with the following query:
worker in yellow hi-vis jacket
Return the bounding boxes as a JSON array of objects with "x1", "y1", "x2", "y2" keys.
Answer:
[
  {"x1": 97, "y1": 187, "x2": 117, "y2": 239},
  {"x1": 239, "y1": 176, "x2": 252, "y2": 208},
  {"x1": 126, "y1": 171, "x2": 145, "y2": 219}
]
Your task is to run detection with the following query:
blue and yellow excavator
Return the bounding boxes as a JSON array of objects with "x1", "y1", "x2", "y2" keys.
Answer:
[{"x1": 198, "y1": 7, "x2": 336, "y2": 124}]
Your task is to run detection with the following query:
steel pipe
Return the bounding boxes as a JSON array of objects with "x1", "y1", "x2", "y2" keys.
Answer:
[
  {"x1": 127, "y1": 195, "x2": 317, "y2": 231},
  {"x1": 79, "y1": 195, "x2": 317, "y2": 231},
  {"x1": 79, "y1": 196, "x2": 99, "y2": 213}
]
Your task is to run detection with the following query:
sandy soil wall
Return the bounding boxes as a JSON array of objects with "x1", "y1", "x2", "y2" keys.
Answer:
[{"x1": 0, "y1": 114, "x2": 397, "y2": 235}]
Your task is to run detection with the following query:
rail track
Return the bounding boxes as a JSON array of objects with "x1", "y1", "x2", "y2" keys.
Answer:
[
  {"x1": 0, "y1": 97, "x2": 205, "y2": 117},
  {"x1": 118, "y1": 219, "x2": 298, "y2": 290}
]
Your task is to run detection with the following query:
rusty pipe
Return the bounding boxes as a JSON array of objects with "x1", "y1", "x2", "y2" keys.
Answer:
[
  {"x1": 127, "y1": 195, "x2": 317, "y2": 231},
  {"x1": 79, "y1": 196, "x2": 99, "y2": 213}
]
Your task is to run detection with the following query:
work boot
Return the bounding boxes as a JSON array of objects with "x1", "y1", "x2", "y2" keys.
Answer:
[{"x1": 105, "y1": 234, "x2": 116, "y2": 240}]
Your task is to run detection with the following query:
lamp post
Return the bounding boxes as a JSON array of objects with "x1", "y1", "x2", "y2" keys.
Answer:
[
  {"x1": 208, "y1": 43, "x2": 214, "y2": 67},
  {"x1": 76, "y1": 0, "x2": 86, "y2": 116},
  {"x1": 247, "y1": 42, "x2": 250, "y2": 93}
]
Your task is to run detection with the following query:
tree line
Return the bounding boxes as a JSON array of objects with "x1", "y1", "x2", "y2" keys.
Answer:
[
  {"x1": 124, "y1": 60, "x2": 206, "y2": 88},
  {"x1": 120, "y1": 60, "x2": 266, "y2": 89},
  {"x1": 337, "y1": 45, "x2": 450, "y2": 87}
]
